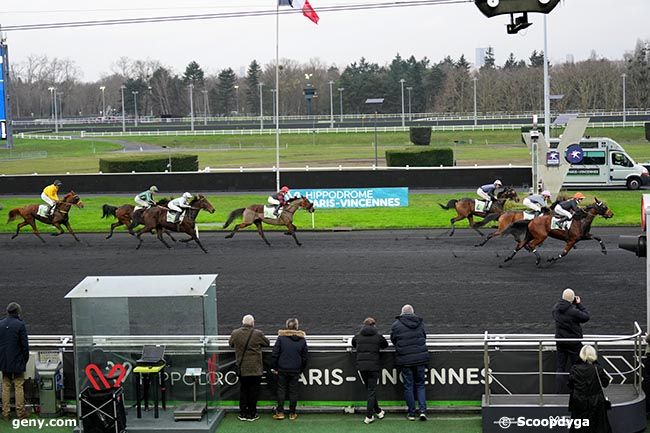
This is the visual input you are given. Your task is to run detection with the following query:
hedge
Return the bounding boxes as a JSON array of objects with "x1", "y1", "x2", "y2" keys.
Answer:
[
  {"x1": 645, "y1": 122, "x2": 650, "y2": 142},
  {"x1": 99, "y1": 154, "x2": 199, "y2": 173},
  {"x1": 409, "y1": 126, "x2": 432, "y2": 145},
  {"x1": 385, "y1": 148, "x2": 453, "y2": 167}
]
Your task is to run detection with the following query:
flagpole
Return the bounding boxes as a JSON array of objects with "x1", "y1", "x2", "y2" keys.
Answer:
[{"x1": 275, "y1": 1, "x2": 281, "y2": 191}]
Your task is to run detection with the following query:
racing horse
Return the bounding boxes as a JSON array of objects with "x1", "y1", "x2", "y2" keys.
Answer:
[
  {"x1": 474, "y1": 206, "x2": 552, "y2": 247},
  {"x1": 135, "y1": 194, "x2": 215, "y2": 253},
  {"x1": 438, "y1": 186, "x2": 519, "y2": 237},
  {"x1": 101, "y1": 198, "x2": 174, "y2": 239},
  {"x1": 501, "y1": 198, "x2": 613, "y2": 266},
  {"x1": 7, "y1": 191, "x2": 84, "y2": 243},
  {"x1": 223, "y1": 196, "x2": 315, "y2": 246}
]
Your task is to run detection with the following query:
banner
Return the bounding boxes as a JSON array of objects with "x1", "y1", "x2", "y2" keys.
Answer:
[
  {"x1": 0, "y1": 45, "x2": 6, "y2": 140},
  {"x1": 289, "y1": 187, "x2": 408, "y2": 209}
]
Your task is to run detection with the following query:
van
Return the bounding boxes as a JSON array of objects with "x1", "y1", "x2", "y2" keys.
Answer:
[{"x1": 548, "y1": 137, "x2": 649, "y2": 190}]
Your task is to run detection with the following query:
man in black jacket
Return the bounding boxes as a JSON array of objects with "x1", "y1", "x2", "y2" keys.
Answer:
[
  {"x1": 271, "y1": 318, "x2": 308, "y2": 421},
  {"x1": 352, "y1": 317, "x2": 388, "y2": 424},
  {"x1": 390, "y1": 305, "x2": 430, "y2": 421},
  {"x1": 0, "y1": 303, "x2": 29, "y2": 420},
  {"x1": 552, "y1": 288, "x2": 590, "y2": 393}
]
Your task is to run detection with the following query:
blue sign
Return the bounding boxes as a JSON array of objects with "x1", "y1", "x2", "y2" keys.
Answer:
[
  {"x1": 0, "y1": 45, "x2": 6, "y2": 140},
  {"x1": 566, "y1": 144, "x2": 584, "y2": 164},
  {"x1": 546, "y1": 150, "x2": 560, "y2": 166},
  {"x1": 289, "y1": 187, "x2": 408, "y2": 209}
]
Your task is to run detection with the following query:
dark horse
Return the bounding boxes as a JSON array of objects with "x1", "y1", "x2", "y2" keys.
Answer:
[
  {"x1": 475, "y1": 207, "x2": 551, "y2": 247},
  {"x1": 135, "y1": 195, "x2": 215, "y2": 253},
  {"x1": 438, "y1": 186, "x2": 519, "y2": 237},
  {"x1": 501, "y1": 198, "x2": 614, "y2": 266},
  {"x1": 223, "y1": 196, "x2": 315, "y2": 246},
  {"x1": 7, "y1": 191, "x2": 84, "y2": 243},
  {"x1": 102, "y1": 198, "x2": 172, "y2": 239}
]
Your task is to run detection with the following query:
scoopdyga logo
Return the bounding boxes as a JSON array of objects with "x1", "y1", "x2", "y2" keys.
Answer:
[
  {"x1": 495, "y1": 416, "x2": 589, "y2": 430},
  {"x1": 495, "y1": 416, "x2": 516, "y2": 429}
]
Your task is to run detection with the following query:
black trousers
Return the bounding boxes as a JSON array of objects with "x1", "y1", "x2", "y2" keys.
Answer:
[
  {"x1": 556, "y1": 342, "x2": 582, "y2": 393},
  {"x1": 239, "y1": 376, "x2": 261, "y2": 418},
  {"x1": 360, "y1": 371, "x2": 381, "y2": 418},
  {"x1": 276, "y1": 372, "x2": 299, "y2": 414}
]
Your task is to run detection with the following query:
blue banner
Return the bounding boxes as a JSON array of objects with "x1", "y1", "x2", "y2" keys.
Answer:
[
  {"x1": 289, "y1": 187, "x2": 408, "y2": 209},
  {"x1": 0, "y1": 45, "x2": 6, "y2": 140}
]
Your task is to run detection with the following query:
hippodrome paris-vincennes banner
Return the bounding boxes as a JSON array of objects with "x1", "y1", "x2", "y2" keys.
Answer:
[{"x1": 289, "y1": 187, "x2": 408, "y2": 209}]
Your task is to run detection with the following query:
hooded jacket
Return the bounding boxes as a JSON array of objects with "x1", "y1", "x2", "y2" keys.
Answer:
[
  {"x1": 390, "y1": 314, "x2": 430, "y2": 367},
  {"x1": 0, "y1": 315, "x2": 30, "y2": 375},
  {"x1": 553, "y1": 300, "x2": 590, "y2": 340},
  {"x1": 352, "y1": 325, "x2": 388, "y2": 372},
  {"x1": 271, "y1": 329, "x2": 308, "y2": 374}
]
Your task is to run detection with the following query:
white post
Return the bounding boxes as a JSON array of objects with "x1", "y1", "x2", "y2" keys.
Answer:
[
  {"x1": 400, "y1": 78, "x2": 406, "y2": 127},
  {"x1": 202, "y1": 90, "x2": 208, "y2": 126},
  {"x1": 132, "y1": 91, "x2": 139, "y2": 127},
  {"x1": 120, "y1": 85, "x2": 126, "y2": 133},
  {"x1": 338, "y1": 87, "x2": 344, "y2": 123},
  {"x1": 259, "y1": 83, "x2": 264, "y2": 131},
  {"x1": 100, "y1": 86, "x2": 106, "y2": 117},
  {"x1": 275, "y1": 0, "x2": 281, "y2": 190},
  {"x1": 329, "y1": 80, "x2": 334, "y2": 128},
  {"x1": 473, "y1": 77, "x2": 478, "y2": 126},
  {"x1": 622, "y1": 73, "x2": 627, "y2": 123},
  {"x1": 189, "y1": 83, "x2": 195, "y2": 132},
  {"x1": 234, "y1": 85, "x2": 239, "y2": 114},
  {"x1": 53, "y1": 89, "x2": 58, "y2": 134},
  {"x1": 407, "y1": 87, "x2": 413, "y2": 121},
  {"x1": 543, "y1": 15, "x2": 551, "y2": 139}
]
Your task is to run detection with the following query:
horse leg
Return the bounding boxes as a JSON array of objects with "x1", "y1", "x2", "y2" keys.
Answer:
[
  {"x1": 468, "y1": 215, "x2": 484, "y2": 237},
  {"x1": 586, "y1": 235, "x2": 607, "y2": 255},
  {"x1": 187, "y1": 229, "x2": 208, "y2": 253},
  {"x1": 253, "y1": 221, "x2": 271, "y2": 246},
  {"x1": 548, "y1": 240, "x2": 578, "y2": 264},
  {"x1": 448, "y1": 215, "x2": 464, "y2": 237},
  {"x1": 64, "y1": 222, "x2": 81, "y2": 242},
  {"x1": 106, "y1": 221, "x2": 122, "y2": 239},
  {"x1": 135, "y1": 226, "x2": 149, "y2": 250},
  {"x1": 156, "y1": 227, "x2": 172, "y2": 249},
  {"x1": 11, "y1": 221, "x2": 28, "y2": 240},
  {"x1": 165, "y1": 230, "x2": 177, "y2": 242},
  {"x1": 225, "y1": 222, "x2": 249, "y2": 239},
  {"x1": 287, "y1": 224, "x2": 302, "y2": 247},
  {"x1": 51, "y1": 223, "x2": 65, "y2": 236},
  {"x1": 503, "y1": 239, "x2": 528, "y2": 263},
  {"x1": 284, "y1": 223, "x2": 297, "y2": 236}
]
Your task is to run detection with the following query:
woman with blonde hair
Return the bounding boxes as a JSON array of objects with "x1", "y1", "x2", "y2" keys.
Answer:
[{"x1": 568, "y1": 345, "x2": 612, "y2": 433}]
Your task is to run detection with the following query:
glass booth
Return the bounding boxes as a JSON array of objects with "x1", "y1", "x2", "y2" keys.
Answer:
[{"x1": 65, "y1": 274, "x2": 223, "y2": 433}]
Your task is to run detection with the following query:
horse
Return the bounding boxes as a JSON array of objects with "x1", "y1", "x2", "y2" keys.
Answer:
[
  {"x1": 223, "y1": 196, "x2": 315, "y2": 246},
  {"x1": 474, "y1": 207, "x2": 551, "y2": 247},
  {"x1": 135, "y1": 195, "x2": 215, "y2": 253},
  {"x1": 501, "y1": 198, "x2": 614, "y2": 266},
  {"x1": 102, "y1": 198, "x2": 172, "y2": 239},
  {"x1": 438, "y1": 186, "x2": 519, "y2": 237},
  {"x1": 7, "y1": 191, "x2": 84, "y2": 243}
]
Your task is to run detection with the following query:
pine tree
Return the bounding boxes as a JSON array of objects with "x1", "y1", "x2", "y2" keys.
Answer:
[
  {"x1": 213, "y1": 68, "x2": 237, "y2": 115},
  {"x1": 482, "y1": 46, "x2": 496, "y2": 70},
  {"x1": 244, "y1": 60, "x2": 262, "y2": 115},
  {"x1": 182, "y1": 61, "x2": 205, "y2": 85},
  {"x1": 529, "y1": 50, "x2": 545, "y2": 68}
]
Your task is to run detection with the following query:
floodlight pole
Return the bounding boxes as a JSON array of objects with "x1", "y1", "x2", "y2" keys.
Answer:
[
  {"x1": 258, "y1": 83, "x2": 264, "y2": 131},
  {"x1": 329, "y1": 80, "x2": 334, "y2": 129},
  {"x1": 188, "y1": 83, "x2": 195, "y2": 132},
  {"x1": 132, "y1": 91, "x2": 139, "y2": 127},
  {"x1": 99, "y1": 86, "x2": 106, "y2": 117},
  {"x1": 543, "y1": 14, "x2": 551, "y2": 139},
  {"x1": 120, "y1": 85, "x2": 126, "y2": 133},
  {"x1": 622, "y1": 73, "x2": 627, "y2": 123},
  {"x1": 400, "y1": 78, "x2": 406, "y2": 127},
  {"x1": 473, "y1": 77, "x2": 478, "y2": 126},
  {"x1": 202, "y1": 90, "x2": 208, "y2": 126},
  {"x1": 338, "y1": 88, "x2": 344, "y2": 123},
  {"x1": 407, "y1": 87, "x2": 413, "y2": 121},
  {"x1": 374, "y1": 111, "x2": 378, "y2": 166}
]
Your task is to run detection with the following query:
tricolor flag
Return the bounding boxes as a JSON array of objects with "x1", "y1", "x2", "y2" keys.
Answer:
[{"x1": 279, "y1": 0, "x2": 319, "y2": 24}]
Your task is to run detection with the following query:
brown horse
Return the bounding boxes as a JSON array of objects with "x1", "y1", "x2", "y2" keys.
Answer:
[
  {"x1": 474, "y1": 207, "x2": 551, "y2": 247},
  {"x1": 135, "y1": 195, "x2": 215, "y2": 253},
  {"x1": 438, "y1": 186, "x2": 519, "y2": 237},
  {"x1": 223, "y1": 196, "x2": 315, "y2": 246},
  {"x1": 7, "y1": 191, "x2": 84, "y2": 243},
  {"x1": 501, "y1": 199, "x2": 614, "y2": 266},
  {"x1": 102, "y1": 198, "x2": 171, "y2": 239}
]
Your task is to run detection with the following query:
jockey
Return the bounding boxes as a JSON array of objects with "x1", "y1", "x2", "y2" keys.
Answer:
[
  {"x1": 476, "y1": 180, "x2": 502, "y2": 211},
  {"x1": 523, "y1": 190, "x2": 552, "y2": 215},
  {"x1": 134, "y1": 185, "x2": 158, "y2": 211},
  {"x1": 268, "y1": 186, "x2": 290, "y2": 216},
  {"x1": 41, "y1": 180, "x2": 62, "y2": 216},
  {"x1": 168, "y1": 192, "x2": 193, "y2": 225},
  {"x1": 554, "y1": 192, "x2": 585, "y2": 223}
]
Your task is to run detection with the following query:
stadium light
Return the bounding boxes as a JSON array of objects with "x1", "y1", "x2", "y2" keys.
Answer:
[{"x1": 474, "y1": 0, "x2": 561, "y2": 34}]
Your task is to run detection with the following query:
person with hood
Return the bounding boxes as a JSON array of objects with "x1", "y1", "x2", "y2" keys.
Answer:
[
  {"x1": 271, "y1": 318, "x2": 308, "y2": 421},
  {"x1": 568, "y1": 345, "x2": 612, "y2": 433},
  {"x1": 390, "y1": 304, "x2": 430, "y2": 421},
  {"x1": 553, "y1": 288, "x2": 590, "y2": 393},
  {"x1": 0, "y1": 303, "x2": 29, "y2": 420},
  {"x1": 352, "y1": 317, "x2": 389, "y2": 424}
]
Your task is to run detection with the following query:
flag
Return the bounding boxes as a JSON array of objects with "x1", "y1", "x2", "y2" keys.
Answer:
[{"x1": 279, "y1": 0, "x2": 319, "y2": 24}]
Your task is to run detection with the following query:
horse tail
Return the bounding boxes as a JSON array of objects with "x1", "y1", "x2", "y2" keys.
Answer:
[
  {"x1": 7, "y1": 208, "x2": 21, "y2": 223},
  {"x1": 223, "y1": 208, "x2": 245, "y2": 229},
  {"x1": 502, "y1": 220, "x2": 530, "y2": 241},
  {"x1": 101, "y1": 204, "x2": 118, "y2": 219},
  {"x1": 438, "y1": 199, "x2": 458, "y2": 210},
  {"x1": 474, "y1": 212, "x2": 500, "y2": 228}
]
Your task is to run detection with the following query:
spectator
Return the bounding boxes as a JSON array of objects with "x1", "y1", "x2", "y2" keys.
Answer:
[
  {"x1": 229, "y1": 314, "x2": 270, "y2": 422},
  {"x1": 390, "y1": 304, "x2": 430, "y2": 421},
  {"x1": 553, "y1": 288, "x2": 590, "y2": 393},
  {"x1": 568, "y1": 345, "x2": 612, "y2": 433},
  {"x1": 0, "y1": 303, "x2": 29, "y2": 421},
  {"x1": 271, "y1": 318, "x2": 308, "y2": 421},
  {"x1": 352, "y1": 317, "x2": 389, "y2": 424}
]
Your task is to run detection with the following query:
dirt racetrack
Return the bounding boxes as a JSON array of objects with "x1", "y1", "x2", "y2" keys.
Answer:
[{"x1": 0, "y1": 228, "x2": 644, "y2": 337}]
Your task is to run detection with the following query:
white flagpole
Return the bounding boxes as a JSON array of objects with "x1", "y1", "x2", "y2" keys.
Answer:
[{"x1": 275, "y1": 1, "x2": 281, "y2": 191}]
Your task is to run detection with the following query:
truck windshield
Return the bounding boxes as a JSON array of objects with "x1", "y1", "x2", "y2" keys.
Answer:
[{"x1": 611, "y1": 153, "x2": 633, "y2": 167}]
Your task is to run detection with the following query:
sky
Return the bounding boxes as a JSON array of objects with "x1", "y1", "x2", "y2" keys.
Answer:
[{"x1": 0, "y1": 0, "x2": 648, "y2": 81}]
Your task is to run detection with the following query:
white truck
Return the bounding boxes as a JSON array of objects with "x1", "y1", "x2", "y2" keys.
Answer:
[{"x1": 549, "y1": 137, "x2": 649, "y2": 190}]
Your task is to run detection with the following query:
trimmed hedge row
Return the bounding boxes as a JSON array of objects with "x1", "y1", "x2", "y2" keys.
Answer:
[
  {"x1": 409, "y1": 126, "x2": 432, "y2": 145},
  {"x1": 99, "y1": 154, "x2": 199, "y2": 173},
  {"x1": 645, "y1": 122, "x2": 650, "y2": 142},
  {"x1": 385, "y1": 148, "x2": 454, "y2": 167}
]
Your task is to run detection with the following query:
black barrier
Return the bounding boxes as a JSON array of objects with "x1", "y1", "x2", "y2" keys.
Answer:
[{"x1": 0, "y1": 167, "x2": 532, "y2": 195}]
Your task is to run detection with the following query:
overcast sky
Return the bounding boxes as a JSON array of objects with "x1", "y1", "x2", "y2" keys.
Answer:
[{"x1": 1, "y1": 0, "x2": 648, "y2": 81}]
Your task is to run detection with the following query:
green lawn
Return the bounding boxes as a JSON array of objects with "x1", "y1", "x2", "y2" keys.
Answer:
[{"x1": 0, "y1": 191, "x2": 642, "y2": 235}]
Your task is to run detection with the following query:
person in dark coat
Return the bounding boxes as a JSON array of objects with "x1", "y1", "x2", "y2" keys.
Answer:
[
  {"x1": 390, "y1": 304, "x2": 430, "y2": 421},
  {"x1": 229, "y1": 314, "x2": 270, "y2": 421},
  {"x1": 568, "y1": 345, "x2": 612, "y2": 433},
  {"x1": 553, "y1": 288, "x2": 590, "y2": 393},
  {"x1": 271, "y1": 318, "x2": 308, "y2": 421},
  {"x1": 352, "y1": 317, "x2": 389, "y2": 424},
  {"x1": 0, "y1": 303, "x2": 29, "y2": 420}
]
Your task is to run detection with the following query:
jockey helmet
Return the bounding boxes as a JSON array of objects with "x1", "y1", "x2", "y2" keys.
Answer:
[
  {"x1": 182, "y1": 192, "x2": 192, "y2": 199},
  {"x1": 53, "y1": 179, "x2": 62, "y2": 187},
  {"x1": 541, "y1": 190, "x2": 551, "y2": 198},
  {"x1": 149, "y1": 186, "x2": 159, "y2": 192},
  {"x1": 280, "y1": 186, "x2": 290, "y2": 193},
  {"x1": 494, "y1": 180, "x2": 502, "y2": 187},
  {"x1": 573, "y1": 192, "x2": 586, "y2": 200}
]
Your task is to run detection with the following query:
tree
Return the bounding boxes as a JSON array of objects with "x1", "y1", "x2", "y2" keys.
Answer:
[
  {"x1": 213, "y1": 68, "x2": 237, "y2": 115},
  {"x1": 482, "y1": 46, "x2": 496, "y2": 70},
  {"x1": 529, "y1": 50, "x2": 545, "y2": 68},
  {"x1": 183, "y1": 61, "x2": 205, "y2": 85},
  {"x1": 244, "y1": 60, "x2": 262, "y2": 115},
  {"x1": 503, "y1": 53, "x2": 526, "y2": 70}
]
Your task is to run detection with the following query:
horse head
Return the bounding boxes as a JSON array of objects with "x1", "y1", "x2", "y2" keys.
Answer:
[
  {"x1": 498, "y1": 186, "x2": 519, "y2": 203},
  {"x1": 191, "y1": 194, "x2": 215, "y2": 214},
  {"x1": 64, "y1": 191, "x2": 84, "y2": 209},
  {"x1": 591, "y1": 197, "x2": 614, "y2": 219},
  {"x1": 299, "y1": 197, "x2": 315, "y2": 213}
]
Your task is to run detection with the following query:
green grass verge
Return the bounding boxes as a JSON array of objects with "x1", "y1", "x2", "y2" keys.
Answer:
[{"x1": 0, "y1": 190, "x2": 642, "y2": 235}]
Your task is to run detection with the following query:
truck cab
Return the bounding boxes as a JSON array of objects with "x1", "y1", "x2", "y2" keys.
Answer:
[{"x1": 549, "y1": 137, "x2": 649, "y2": 190}]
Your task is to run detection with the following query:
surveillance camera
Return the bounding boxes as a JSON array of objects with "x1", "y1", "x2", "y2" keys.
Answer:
[{"x1": 487, "y1": 0, "x2": 499, "y2": 7}]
